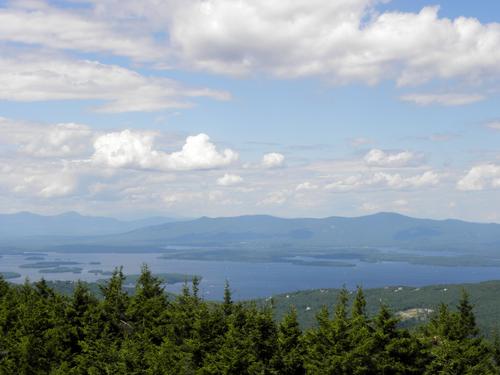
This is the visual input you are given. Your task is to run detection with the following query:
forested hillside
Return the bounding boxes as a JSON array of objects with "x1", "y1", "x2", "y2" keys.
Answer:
[
  {"x1": 43, "y1": 278, "x2": 500, "y2": 336},
  {"x1": 266, "y1": 280, "x2": 500, "y2": 335},
  {"x1": 1, "y1": 266, "x2": 500, "y2": 374}
]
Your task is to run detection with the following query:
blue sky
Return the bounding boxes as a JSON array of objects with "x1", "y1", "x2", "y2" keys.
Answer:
[{"x1": 0, "y1": 0, "x2": 499, "y2": 222}]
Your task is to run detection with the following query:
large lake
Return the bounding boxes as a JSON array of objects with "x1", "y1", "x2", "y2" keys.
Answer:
[{"x1": 2, "y1": 252, "x2": 500, "y2": 300}]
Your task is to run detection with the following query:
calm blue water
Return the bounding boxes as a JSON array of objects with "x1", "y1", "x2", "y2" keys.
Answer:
[{"x1": 1, "y1": 252, "x2": 500, "y2": 300}]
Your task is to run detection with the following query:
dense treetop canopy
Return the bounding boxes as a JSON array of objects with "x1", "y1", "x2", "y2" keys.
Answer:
[{"x1": 0, "y1": 265, "x2": 498, "y2": 374}]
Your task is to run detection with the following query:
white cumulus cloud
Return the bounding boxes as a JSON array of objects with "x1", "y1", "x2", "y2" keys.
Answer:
[
  {"x1": 373, "y1": 171, "x2": 439, "y2": 189},
  {"x1": 262, "y1": 153, "x2": 285, "y2": 168},
  {"x1": 21, "y1": 123, "x2": 92, "y2": 158},
  {"x1": 296, "y1": 182, "x2": 318, "y2": 191},
  {"x1": 3, "y1": 1, "x2": 500, "y2": 102},
  {"x1": 457, "y1": 164, "x2": 500, "y2": 191},
  {"x1": 217, "y1": 173, "x2": 243, "y2": 186},
  {"x1": 325, "y1": 171, "x2": 439, "y2": 191},
  {"x1": 37, "y1": 173, "x2": 77, "y2": 198},
  {"x1": 1, "y1": 161, "x2": 78, "y2": 198},
  {"x1": 364, "y1": 149, "x2": 419, "y2": 168},
  {"x1": 142, "y1": 1, "x2": 500, "y2": 94},
  {"x1": 2, "y1": 1, "x2": 500, "y2": 107},
  {"x1": 0, "y1": 117, "x2": 93, "y2": 157},
  {"x1": 92, "y1": 131, "x2": 238, "y2": 171}
]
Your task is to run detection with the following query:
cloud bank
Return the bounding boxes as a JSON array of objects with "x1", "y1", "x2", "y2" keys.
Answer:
[{"x1": 0, "y1": 55, "x2": 230, "y2": 113}]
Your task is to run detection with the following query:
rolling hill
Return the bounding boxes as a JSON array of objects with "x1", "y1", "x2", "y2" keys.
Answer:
[
  {"x1": 99, "y1": 212, "x2": 500, "y2": 253},
  {"x1": 259, "y1": 280, "x2": 500, "y2": 336},
  {"x1": 0, "y1": 211, "x2": 179, "y2": 237},
  {"x1": 2, "y1": 212, "x2": 500, "y2": 265}
]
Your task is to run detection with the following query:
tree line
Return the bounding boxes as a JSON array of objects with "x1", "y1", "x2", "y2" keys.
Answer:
[{"x1": 1, "y1": 265, "x2": 499, "y2": 374}]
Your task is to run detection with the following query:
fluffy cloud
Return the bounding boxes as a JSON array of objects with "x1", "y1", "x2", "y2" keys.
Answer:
[
  {"x1": 457, "y1": 164, "x2": 500, "y2": 191},
  {"x1": 37, "y1": 173, "x2": 77, "y2": 198},
  {"x1": 0, "y1": 160, "x2": 78, "y2": 198},
  {"x1": 296, "y1": 182, "x2": 319, "y2": 191},
  {"x1": 400, "y1": 93, "x2": 485, "y2": 106},
  {"x1": 324, "y1": 175, "x2": 365, "y2": 192},
  {"x1": 377, "y1": 171, "x2": 440, "y2": 189},
  {"x1": 364, "y1": 149, "x2": 418, "y2": 168},
  {"x1": 149, "y1": 1, "x2": 500, "y2": 92},
  {"x1": 21, "y1": 123, "x2": 92, "y2": 158},
  {"x1": 0, "y1": 118, "x2": 93, "y2": 157},
  {"x1": 325, "y1": 171, "x2": 440, "y2": 192},
  {"x1": 2, "y1": 1, "x2": 500, "y2": 107},
  {"x1": 92, "y1": 131, "x2": 238, "y2": 171},
  {"x1": 262, "y1": 153, "x2": 285, "y2": 168},
  {"x1": 0, "y1": 2, "x2": 162, "y2": 61},
  {"x1": 0, "y1": 55, "x2": 230, "y2": 113},
  {"x1": 2, "y1": 1, "x2": 500, "y2": 100},
  {"x1": 217, "y1": 173, "x2": 243, "y2": 186}
]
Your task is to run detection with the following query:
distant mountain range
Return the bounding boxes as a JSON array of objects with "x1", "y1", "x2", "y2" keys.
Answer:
[
  {"x1": 2, "y1": 212, "x2": 500, "y2": 255},
  {"x1": 102, "y1": 212, "x2": 500, "y2": 252},
  {"x1": 0, "y1": 211, "x2": 180, "y2": 237}
]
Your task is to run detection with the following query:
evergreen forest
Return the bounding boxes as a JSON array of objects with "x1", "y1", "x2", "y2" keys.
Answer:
[{"x1": 1, "y1": 265, "x2": 499, "y2": 374}]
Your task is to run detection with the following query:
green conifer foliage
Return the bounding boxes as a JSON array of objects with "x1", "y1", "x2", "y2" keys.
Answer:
[
  {"x1": 275, "y1": 308, "x2": 305, "y2": 375},
  {"x1": 0, "y1": 269, "x2": 499, "y2": 374}
]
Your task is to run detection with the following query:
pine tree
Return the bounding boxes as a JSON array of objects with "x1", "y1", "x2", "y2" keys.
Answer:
[
  {"x1": 351, "y1": 286, "x2": 367, "y2": 321},
  {"x1": 192, "y1": 276, "x2": 201, "y2": 301},
  {"x1": 328, "y1": 288, "x2": 352, "y2": 372},
  {"x1": 303, "y1": 305, "x2": 331, "y2": 373},
  {"x1": 346, "y1": 287, "x2": 373, "y2": 374},
  {"x1": 428, "y1": 303, "x2": 455, "y2": 340},
  {"x1": 424, "y1": 296, "x2": 496, "y2": 374},
  {"x1": 65, "y1": 281, "x2": 97, "y2": 358},
  {"x1": 135, "y1": 264, "x2": 165, "y2": 300},
  {"x1": 2, "y1": 263, "x2": 500, "y2": 374},
  {"x1": 223, "y1": 280, "x2": 233, "y2": 317},
  {"x1": 457, "y1": 289, "x2": 479, "y2": 339},
  {"x1": 275, "y1": 307, "x2": 305, "y2": 375},
  {"x1": 98, "y1": 267, "x2": 129, "y2": 337},
  {"x1": 128, "y1": 264, "x2": 167, "y2": 334},
  {"x1": 370, "y1": 304, "x2": 427, "y2": 374},
  {"x1": 304, "y1": 289, "x2": 353, "y2": 374}
]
